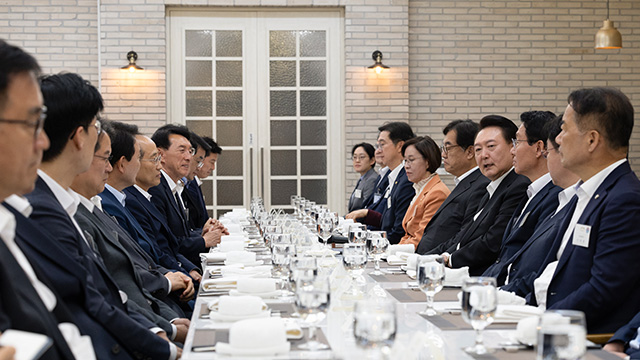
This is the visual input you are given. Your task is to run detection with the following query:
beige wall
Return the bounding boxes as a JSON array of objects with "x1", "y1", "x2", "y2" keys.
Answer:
[{"x1": 3, "y1": 0, "x2": 640, "y2": 206}]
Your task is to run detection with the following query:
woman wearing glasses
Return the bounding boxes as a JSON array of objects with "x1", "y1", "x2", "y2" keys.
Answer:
[{"x1": 347, "y1": 142, "x2": 378, "y2": 212}]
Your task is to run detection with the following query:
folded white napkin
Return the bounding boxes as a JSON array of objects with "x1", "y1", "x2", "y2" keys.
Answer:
[
  {"x1": 388, "y1": 244, "x2": 415, "y2": 256},
  {"x1": 443, "y1": 267, "x2": 470, "y2": 287},
  {"x1": 494, "y1": 304, "x2": 544, "y2": 323},
  {"x1": 221, "y1": 235, "x2": 247, "y2": 243},
  {"x1": 218, "y1": 241, "x2": 245, "y2": 253},
  {"x1": 237, "y1": 277, "x2": 277, "y2": 293},
  {"x1": 225, "y1": 223, "x2": 244, "y2": 234},
  {"x1": 208, "y1": 296, "x2": 270, "y2": 321},
  {"x1": 404, "y1": 253, "x2": 421, "y2": 278},
  {"x1": 515, "y1": 315, "x2": 540, "y2": 345},
  {"x1": 221, "y1": 265, "x2": 272, "y2": 278},
  {"x1": 216, "y1": 318, "x2": 290, "y2": 356},
  {"x1": 201, "y1": 278, "x2": 237, "y2": 291},
  {"x1": 201, "y1": 252, "x2": 227, "y2": 263},
  {"x1": 224, "y1": 251, "x2": 259, "y2": 266},
  {"x1": 497, "y1": 289, "x2": 526, "y2": 305},
  {"x1": 387, "y1": 251, "x2": 415, "y2": 266}
]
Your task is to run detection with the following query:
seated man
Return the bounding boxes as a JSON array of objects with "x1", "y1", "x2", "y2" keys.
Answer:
[
  {"x1": 181, "y1": 132, "x2": 210, "y2": 231},
  {"x1": 185, "y1": 136, "x2": 221, "y2": 228},
  {"x1": 428, "y1": 115, "x2": 529, "y2": 275},
  {"x1": 483, "y1": 110, "x2": 561, "y2": 283},
  {"x1": 530, "y1": 87, "x2": 640, "y2": 334},
  {"x1": 416, "y1": 119, "x2": 489, "y2": 254}
]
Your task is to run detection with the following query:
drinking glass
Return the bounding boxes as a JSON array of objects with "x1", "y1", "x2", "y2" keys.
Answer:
[
  {"x1": 461, "y1": 277, "x2": 498, "y2": 355},
  {"x1": 366, "y1": 231, "x2": 389, "y2": 275},
  {"x1": 295, "y1": 276, "x2": 331, "y2": 351},
  {"x1": 417, "y1": 255, "x2": 446, "y2": 316},
  {"x1": 536, "y1": 310, "x2": 586, "y2": 360},
  {"x1": 316, "y1": 216, "x2": 334, "y2": 248},
  {"x1": 353, "y1": 299, "x2": 396, "y2": 356},
  {"x1": 342, "y1": 243, "x2": 368, "y2": 296},
  {"x1": 348, "y1": 224, "x2": 368, "y2": 244}
]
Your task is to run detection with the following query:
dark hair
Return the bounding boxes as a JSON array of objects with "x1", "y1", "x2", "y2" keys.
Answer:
[
  {"x1": 40, "y1": 73, "x2": 104, "y2": 162},
  {"x1": 151, "y1": 124, "x2": 191, "y2": 150},
  {"x1": 443, "y1": 119, "x2": 479, "y2": 149},
  {"x1": 479, "y1": 115, "x2": 518, "y2": 144},
  {"x1": 402, "y1": 136, "x2": 441, "y2": 174},
  {"x1": 0, "y1": 39, "x2": 41, "y2": 112},
  {"x1": 190, "y1": 132, "x2": 211, "y2": 157},
  {"x1": 520, "y1": 111, "x2": 556, "y2": 146},
  {"x1": 108, "y1": 121, "x2": 139, "y2": 166},
  {"x1": 203, "y1": 136, "x2": 222, "y2": 154},
  {"x1": 378, "y1": 122, "x2": 415, "y2": 144},
  {"x1": 545, "y1": 113, "x2": 564, "y2": 151},
  {"x1": 568, "y1": 87, "x2": 633, "y2": 149},
  {"x1": 351, "y1": 142, "x2": 375, "y2": 159}
]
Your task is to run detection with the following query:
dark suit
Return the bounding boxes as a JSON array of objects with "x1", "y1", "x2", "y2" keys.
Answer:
[
  {"x1": 609, "y1": 310, "x2": 640, "y2": 359},
  {"x1": 537, "y1": 161, "x2": 640, "y2": 334},
  {"x1": 348, "y1": 168, "x2": 378, "y2": 212},
  {"x1": 416, "y1": 168, "x2": 489, "y2": 254},
  {"x1": 0, "y1": 229, "x2": 76, "y2": 360},
  {"x1": 367, "y1": 167, "x2": 414, "y2": 244},
  {"x1": 483, "y1": 180, "x2": 561, "y2": 283},
  {"x1": 428, "y1": 169, "x2": 529, "y2": 275},
  {"x1": 361, "y1": 169, "x2": 390, "y2": 210},
  {"x1": 183, "y1": 178, "x2": 208, "y2": 231},
  {"x1": 23, "y1": 177, "x2": 171, "y2": 360}
]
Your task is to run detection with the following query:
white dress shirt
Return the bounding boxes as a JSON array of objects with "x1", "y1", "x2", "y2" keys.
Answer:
[{"x1": 454, "y1": 166, "x2": 479, "y2": 187}]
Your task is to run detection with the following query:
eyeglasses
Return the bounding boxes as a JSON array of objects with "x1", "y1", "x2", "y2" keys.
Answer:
[
  {"x1": 94, "y1": 119, "x2": 102, "y2": 136},
  {"x1": 196, "y1": 160, "x2": 204, "y2": 169},
  {"x1": 512, "y1": 138, "x2": 529, "y2": 148},
  {"x1": 440, "y1": 144, "x2": 461, "y2": 156},
  {"x1": 404, "y1": 157, "x2": 423, "y2": 166},
  {"x1": 94, "y1": 153, "x2": 113, "y2": 165},
  {"x1": 141, "y1": 154, "x2": 162, "y2": 164},
  {"x1": 0, "y1": 105, "x2": 47, "y2": 139},
  {"x1": 541, "y1": 149, "x2": 549, "y2": 159},
  {"x1": 375, "y1": 142, "x2": 388, "y2": 150},
  {"x1": 351, "y1": 155, "x2": 369, "y2": 162}
]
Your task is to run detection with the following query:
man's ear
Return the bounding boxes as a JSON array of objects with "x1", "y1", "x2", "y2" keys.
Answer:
[
  {"x1": 465, "y1": 146, "x2": 475, "y2": 160},
  {"x1": 69, "y1": 126, "x2": 86, "y2": 150},
  {"x1": 114, "y1": 156, "x2": 127, "y2": 174}
]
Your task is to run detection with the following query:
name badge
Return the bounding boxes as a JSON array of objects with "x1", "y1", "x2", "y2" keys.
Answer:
[
  {"x1": 373, "y1": 194, "x2": 382, "y2": 203},
  {"x1": 518, "y1": 212, "x2": 530, "y2": 228},
  {"x1": 387, "y1": 196, "x2": 392, "y2": 209},
  {"x1": 572, "y1": 224, "x2": 591, "y2": 248},
  {"x1": 354, "y1": 189, "x2": 362, "y2": 199}
]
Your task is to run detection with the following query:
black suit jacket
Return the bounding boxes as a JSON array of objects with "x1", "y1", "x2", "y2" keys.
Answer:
[
  {"x1": 429, "y1": 169, "x2": 530, "y2": 275},
  {"x1": 379, "y1": 167, "x2": 415, "y2": 244},
  {"x1": 183, "y1": 179, "x2": 208, "y2": 231},
  {"x1": 416, "y1": 168, "x2": 489, "y2": 254}
]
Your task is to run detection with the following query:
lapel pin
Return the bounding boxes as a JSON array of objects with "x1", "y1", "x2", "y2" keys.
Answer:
[{"x1": 594, "y1": 194, "x2": 600, "y2": 199}]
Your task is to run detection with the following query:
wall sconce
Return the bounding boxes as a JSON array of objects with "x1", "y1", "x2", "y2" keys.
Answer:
[
  {"x1": 367, "y1": 50, "x2": 389, "y2": 74},
  {"x1": 121, "y1": 51, "x2": 144, "y2": 72},
  {"x1": 595, "y1": 0, "x2": 622, "y2": 49}
]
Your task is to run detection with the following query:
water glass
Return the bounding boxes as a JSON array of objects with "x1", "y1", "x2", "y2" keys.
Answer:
[
  {"x1": 417, "y1": 255, "x2": 445, "y2": 316},
  {"x1": 348, "y1": 224, "x2": 368, "y2": 244},
  {"x1": 353, "y1": 300, "x2": 397, "y2": 353},
  {"x1": 316, "y1": 216, "x2": 334, "y2": 248},
  {"x1": 343, "y1": 243, "x2": 368, "y2": 295},
  {"x1": 366, "y1": 231, "x2": 389, "y2": 275},
  {"x1": 536, "y1": 310, "x2": 586, "y2": 360},
  {"x1": 461, "y1": 277, "x2": 498, "y2": 355},
  {"x1": 295, "y1": 276, "x2": 331, "y2": 351}
]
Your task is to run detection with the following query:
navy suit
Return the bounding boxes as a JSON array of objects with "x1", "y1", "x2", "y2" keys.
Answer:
[
  {"x1": 416, "y1": 168, "x2": 489, "y2": 254},
  {"x1": 534, "y1": 161, "x2": 640, "y2": 334},
  {"x1": 377, "y1": 167, "x2": 414, "y2": 244},
  {"x1": 361, "y1": 170, "x2": 390, "y2": 211},
  {"x1": 609, "y1": 311, "x2": 640, "y2": 359},
  {"x1": 428, "y1": 170, "x2": 530, "y2": 275},
  {"x1": 23, "y1": 177, "x2": 171, "y2": 360},
  {"x1": 483, "y1": 180, "x2": 561, "y2": 283},
  {"x1": 183, "y1": 178, "x2": 208, "y2": 231}
]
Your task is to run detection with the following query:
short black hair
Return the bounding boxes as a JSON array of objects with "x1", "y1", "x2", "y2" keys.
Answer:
[
  {"x1": 0, "y1": 39, "x2": 41, "y2": 112},
  {"x1": 545, "y1": 113, "x2": 563, "y2": 151},
  {"x1": 203, "y1": 136, "x2": 222, "y2": 154},
  {"x1": 378, "y1": 122, "x2": 415, "y2": 144},
  {"x1": 351, "y1": 142, "x2": 375, "y2": 159},
  {"x1": 568, "y1": 87, "x2": 634, "y2": 150},
  {"x1": 443, "y1": 119, "x2": 479, "y2": 149},
  {"x1": 520, "y1": 110, "x2": 556, "y2": 147},
  {"x1": 402, "y1": 136, "x2": 441, "y2": 174},
  {"x1": 40, "y1": 73, "x2": 104, "y2": 162},
  {"x1": 190, "y1": 132, "x2": 211, "y2": 157},
  {"x1": 108, "y1": 121, "x2": 139, "y2": 166},
  {"x1": 151, "y1": 124, "x2": 191, "y2": 150},
  {"x1": 479, "y1": 115, "x2": 518, "y2": 144}
]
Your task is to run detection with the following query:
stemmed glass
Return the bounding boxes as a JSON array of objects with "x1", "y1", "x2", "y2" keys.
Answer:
[
  {"x1": 295, "y1": 276, "x2": 331, "y2": 351},
  {"x1": 348, "y1": 224, "x2": 368, "y2": 244},
  {"x1": 316, "y1": 215, "x2": 334, "y2": 249},
  {"x1": 366, "y1": 231, "x2": 389, "y2": 275},
  {"x1": 271, "y1": 243, "x2": 296, "y2": 298},
  {"x1": 342, "y1": 243, "x2": 368, "y2": 296},
  {"x1": 461, "y1": 277, "x2": 498, "y2": 355},
  {"x1": 416, "y1": 255, "x2": 446, "y2": 316},
  {"x1": 353, "y1": 299, "x2": 397, "y2": 358},
  {"x1": 537, "y1": 310, "x2": 586, "y2": 360}
]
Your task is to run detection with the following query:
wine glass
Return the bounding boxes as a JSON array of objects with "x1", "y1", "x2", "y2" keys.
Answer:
[
  {"x1": 348, "y1": 224, "x2": 368, "y2": 244},
  {"x1": 342, "y1": 243, "x2": 368, "y2": 296},
  {"x1": 316, "y1": 216, "x2": 334, "y2": 249},
  {"x1": 536, "y1": 310, "x2": 586, "y2": 360},
  {"x1": 461, "y1": 277, "x2": 498, "y2": 355},
  {"x1": 417, "y1": 255, "x2": 446, "y2": 316},
  {"x1": 272, "y1": 243, "x2": 296, "y2": 298},
  {"x1": 295, "y1": 276, "x2": 331, "y2": 351},
  {"x1": 353, "y1": 299, "x2": 396, "y2": 357},
  {"x1": 366, "y1": 231, "x2": 388, "y2": 275}
]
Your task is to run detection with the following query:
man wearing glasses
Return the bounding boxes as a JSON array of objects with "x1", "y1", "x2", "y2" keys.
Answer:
[
  {"x1": 187, "y1": 136, "x2": 222, "y2": 229},
  {"x1": 181, "y1": 132, "x2": 211, "y2": 231},
  {"x1": 416, "y1": 119, "x2": 489, "y2": 254}
]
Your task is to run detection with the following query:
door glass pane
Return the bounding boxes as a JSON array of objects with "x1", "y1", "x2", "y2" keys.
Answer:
[
  {"x1": 186, "y1": 30, "x2": 212, "y2": 57},
  {"x1": 300, "y1": 31, "x2": 325, "y2": 57},
  {"x1": 271, "y1": 180, "x2": 297, "y2": 206},
  {"x1": 270, "y1": 31, "x2": 296, "y2": 57},
  {"x1": 271, "y1": 150, "x2": 296, "y2": 176},
  {"x1": 186, "y1": 120, "x2": 213, "y2": 137},
  {"x1": 216, "y1": 149, "x2": 243, "y2": 176},
  {"x1": 300, "y1": 90, "x2": 326, "y2": 116},
  {"x1": 301, "y1": 150, "x2": 326, "y2": 175},
  {"x1": 216, "y1": 120, "x2": 243, "y2": 147},
  {"x1": 300, "y1": 120, "x2": 325, "y2": 146},
  {"x1": 216, "y1": 61, "x2": 242, "y2": 87},
  {"x1": 270, "y1": 61, "x2": 296, "y2": 87},
  {"x1": 186, "y1": 61, "x2": 212, "y2": 86},
  {"x1": 217, "y1": 180, "x2": 243, "y2": 205},
  {"x1": 300, "y1": 60, "x2": 325, "y2": 87},
  {"x1": 270, "y1": 91, "x2": 297, "y2": 117},
  {"x1": 216, "y1": 91, "x2": 242, "y2": 117},
  {"x1": 216, "y1": 30, "x2": 242, "y2": 57},
  {"x1": 270, "y1": 120, "x2": 296, "y2": 146},
  {"x1": 186, "y1": 90, "x2": 212, "y2": 117},
  {"x1": 301, "y1": 179, "x2": 326, "y2": 204}
]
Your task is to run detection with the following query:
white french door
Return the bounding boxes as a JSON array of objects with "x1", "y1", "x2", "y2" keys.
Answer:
[{"x1": 168, "y1": 9, "x2": 343, "y2": 217}]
